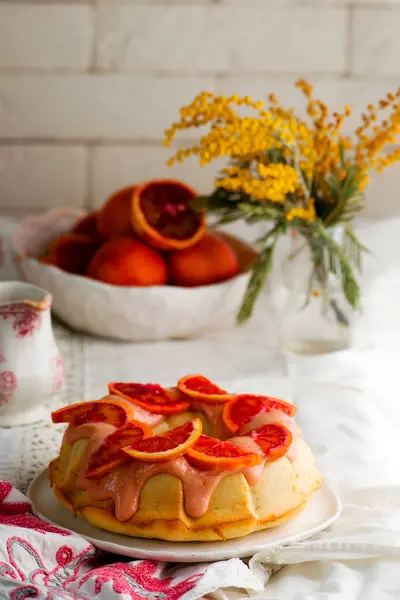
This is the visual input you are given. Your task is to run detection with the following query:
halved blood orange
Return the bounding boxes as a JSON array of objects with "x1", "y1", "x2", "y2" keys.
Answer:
[
  {"x1": 186, "y1": 434, "x2": 263, "y2": 472},
  {"x1": 122, "y1": 418, "x2": 202, "y2": 462},
  {"x1": 177, "y1": 375, "x2": 234, "y2": 404},
  {"x1": 108, "y1": 382, "x2": 189, "y2": 415},
  {"x1": 86, "y1": 420, "x2": 153, "y2": 479},
  {"x1": 51, "y1": 398, "x2": 134, "y2": 428},
  {"x1": 249, "y1": 424, "x2": 293, "y2": 461},
  {"x1": 131, "y1": 179, "x2": 206, "y2": 251},
  {"x1": 223, "y1": 394, "x2": 297, "y2": 433}
]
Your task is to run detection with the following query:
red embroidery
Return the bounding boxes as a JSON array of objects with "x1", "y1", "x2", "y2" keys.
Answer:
[
  {"x1": 78, "y1": 560, "x2": 202, "y2": 599},
  {"x1": 50, "y1": 353, "x2": 65, "y2": 395},
  {"x1": 0, "y1": 483, "x2": 70, "y2": 536},
  {"x1": 10, "y1": 585, "x2": 40, "y2": 599},
  {"x1": 0, "y1": 371, "x2": 17, "y2": 405},
  {"x1": 56, "y1": 546, "x2": 73, "y2": 566},
  {"x1": 0, "y1": 304, "x2": 41, "y2": 338},
  {"x1": 0, "y1": 483, "x2": 206, "y2": 600},
  {"x1": 3, "y1": 535, "x2": 94, "y2": 599}
]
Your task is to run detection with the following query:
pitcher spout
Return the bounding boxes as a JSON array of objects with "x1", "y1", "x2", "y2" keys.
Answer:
[{"x1": 0, "y1": 281, "x2": 52, "y2": 311}]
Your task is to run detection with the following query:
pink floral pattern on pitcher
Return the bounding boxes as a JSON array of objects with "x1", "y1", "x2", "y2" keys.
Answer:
[
  {"x1": 0, "y1": 350, "x2": 5, "y2": 363},
  {"x1": 0, "y1": 371, "x2": 17, "y2": 405},
  {"x1": 50, "y1": 353, "x2": 65, "y2": 394},
  {"x1": 0, "y1": 304, "x2": 41, "y2": 339}
]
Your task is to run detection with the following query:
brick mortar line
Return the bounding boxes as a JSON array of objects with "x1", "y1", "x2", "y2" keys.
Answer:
[
  {"x1": 1, "y1": 1, "x2": 400, "y2": 5},
  {"x1": 0, "y1": 139, "x2": 398, "y2": 150},
  {"x1": 84, "y1": 145, "x2": 92, "y2": 210},
  {"x1": 344, "y1": 4, "x2": 354, "y2": 78},
  {"x1": 0, "y1": 138, "x2": 201, "y2": 147},
  {"x1": 1, "y1": 70, "x2": 400, "y2": 79}
]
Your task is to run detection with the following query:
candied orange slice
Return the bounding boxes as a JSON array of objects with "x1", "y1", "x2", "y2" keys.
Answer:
[
  {"x1": 177, "y1": 374, "x2": 234, "y2": 404},
  {"x1": 186, "y1": 434, "x2": 263, "y2": 472},
  {"x1": 132, "y1": 179, "x2": 206, "y2": 251},
  {"x1": 122, "y1": 418, "x2": 202, "y2": 462},
  {"x1": 223, "y1": 394, "x2": 297, "y2": 433},
  {"x1": 51, "y1": 398, "x2": 134, "y2": 428},
  {"x1": 108, "y1": 382, "x2": 189, "y2": 415},
  {"x1": 249, "y1": 423, "x2": 293, "y2": 461},
  {"x1": 86, "y1": 420, "x2": 153, "y2": 479}
]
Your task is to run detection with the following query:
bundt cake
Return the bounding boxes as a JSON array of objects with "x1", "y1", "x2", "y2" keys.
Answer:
[{"x1": 49, "y1": 375, "x2": 322, "y2": 542}]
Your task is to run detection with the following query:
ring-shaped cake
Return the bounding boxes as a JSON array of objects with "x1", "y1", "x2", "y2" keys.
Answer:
[{"x1": 49, "y1": 375, "x2": 322, "y2": 542}]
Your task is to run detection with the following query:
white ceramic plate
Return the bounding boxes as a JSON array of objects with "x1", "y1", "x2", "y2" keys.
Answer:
[{"x1": 28, "y1": 469, "x2": 341, "y2": 563}]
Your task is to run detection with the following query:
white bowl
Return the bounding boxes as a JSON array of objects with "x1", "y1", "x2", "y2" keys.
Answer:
[{"x1": 12, "y1": 208, "x2": 257, "y2": 342}]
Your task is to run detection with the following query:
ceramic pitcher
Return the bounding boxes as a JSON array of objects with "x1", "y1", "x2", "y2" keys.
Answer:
[{"x1": 0, "y1": 281, "x2": 64, "y2": 427}]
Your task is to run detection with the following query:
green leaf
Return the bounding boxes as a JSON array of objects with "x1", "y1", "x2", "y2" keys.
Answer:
[
  {"x1": 237, "y1": 245, "x2": 275, "y2": 324},
  {"x1": 316, "y1": 225, "x2": 361, "y2": 310}
]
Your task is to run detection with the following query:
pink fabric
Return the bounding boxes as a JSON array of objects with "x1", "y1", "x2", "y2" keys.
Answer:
[{"x1": 0, "y1": 481, "x2": 208, "y2": 600}]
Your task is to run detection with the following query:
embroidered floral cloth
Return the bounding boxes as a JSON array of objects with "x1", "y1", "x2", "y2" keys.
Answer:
[{"x1": 0, "y1": 481, "x2": 263, "y2": 600}]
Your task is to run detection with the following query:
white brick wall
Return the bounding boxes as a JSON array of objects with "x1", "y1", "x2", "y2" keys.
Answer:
[
  {"x1": 0, "y1": 0, "x2": 399, "y2": 216},
  {"x1": 0, "y1": 5, "x2": 93, "y2": 70}
]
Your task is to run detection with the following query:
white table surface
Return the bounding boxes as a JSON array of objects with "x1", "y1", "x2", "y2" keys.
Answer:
[{"x1": 1, "y1": 214, "x2": 400, "y2": 599}]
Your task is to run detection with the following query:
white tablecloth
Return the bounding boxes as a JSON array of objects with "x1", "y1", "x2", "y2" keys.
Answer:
[{"x1": 1, "y1": 214, "x2": 400, "y2": 599}]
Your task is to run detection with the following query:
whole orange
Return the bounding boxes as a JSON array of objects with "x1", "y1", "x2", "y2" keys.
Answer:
[
  {"x1": 168, "y1": 232, "x2": 239, "y2": 287},
  {"x1": 71, "y1": 211, "x2": 101, "y2": 239},
  {"x1": 87, "y1": 237, "x2": 168, "y2": 286},
  {"x1": 40, "y1": 233, "x2": 101, "y2": 275},
  {"x1": 97, "y1": 187, "x2": 135, "y2": 239}
]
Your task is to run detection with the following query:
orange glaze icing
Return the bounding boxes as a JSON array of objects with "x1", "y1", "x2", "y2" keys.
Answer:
[
  {"x1": 64, "y1": 422, "x2": 269, "y2": 521},
  {"x1": 189, "y1": 402, "x2": 224, "y2": 426},
  {"x1": 229, "y1": 436, "x2": 265, "y2": 486}
]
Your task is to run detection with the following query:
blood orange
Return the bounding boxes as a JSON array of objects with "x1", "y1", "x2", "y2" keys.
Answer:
[
  {"x1": 223, "y1": 395, "x2": 266, "y2": 434},
  {"x1": 249, "y1": 424, "x2": 293, "y2": 461},
  {"x1": 51, "y1": 398, "x2": 134, "y2": 428},
  {"x1": 71, "y1": 211, "x2": 101, "y2": 239},
  {"x1": 177, "y1": 375, "x2": 234, "y2": 404},
  {"x1": 86, "y1": 420, "x2": 153, "y2": 479},
  {"x1": 122, "y1": 418, "x2": 202, "y2": 462},
  {"x1": 186, "y1": 434, "x2": 263, "y2": 471},
  {"x1": 108, "y1": 382, "x2": 189, "y2": 415},
  {"x1": 223, "y1": 394, "x2": 297, "y2": 433},
  {"x1": 97, "y1": 186, "x2": 136, "y2": 239},
  {"x1": 131, "y1": 180, "x2": 206, "y2": 251}
]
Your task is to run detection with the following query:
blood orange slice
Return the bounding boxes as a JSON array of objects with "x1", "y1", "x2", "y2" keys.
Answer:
[
  {"x1": 132, "y1": 179, "x2": 206, "y2": 251},
  {"x1": 186, "y1": 434, "x2": 263, "y2": 471},
  {"x1": 122, "y1": 418, "x2": 202, "y2": 462},
  {"x1": 223, "y1": 395, "x2": 266, "y2": 434},
  {"x1": 249, "y1": 424, "x2": 293, "y2": 461},
  {"x1": 223, "y1": 394, "x2": 297, "y2": 433},
  {"x1": 177, "y1": 374, "x2": 234, "y2": 404},
  {"x1": 86, "y1": 420, "x2": 153, "y2": 479},
  {"x1": 51, "y1": 398, "x2": 134, "y2": 428},
  {"x1": 108, "y1": 382, "x2": 189, "y2": 415}
]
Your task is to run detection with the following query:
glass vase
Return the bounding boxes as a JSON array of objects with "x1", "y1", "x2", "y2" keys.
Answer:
[{"x1": 279, "y1": 228, "x2": 352, "y2": 355}]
